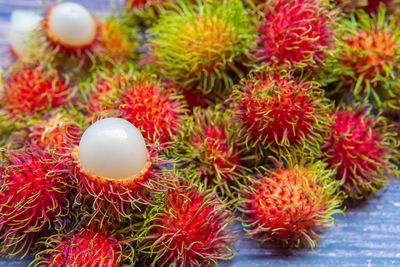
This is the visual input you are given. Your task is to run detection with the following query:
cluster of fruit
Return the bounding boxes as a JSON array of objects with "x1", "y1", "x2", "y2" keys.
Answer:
[{"x1": 0, "y1": 0, "x2": 399, "y2": 266}]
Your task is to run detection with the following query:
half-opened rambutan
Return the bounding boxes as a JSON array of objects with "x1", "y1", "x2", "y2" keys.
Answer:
[
  {"x1": 71, "y1": 118, "x2": 169, "y2": 222},
  {"x1": 254, "y1": 0, "x2": 334, "y2": 70},
  {"x1": 173, "y1": 106, "x2": 247, "y2": 195},
  {"x1": 321, "y1": 106, "x2": 398, "y2": 199},
  {"x1": 138, "y1": 180, "x2": 236, "y2": 266},
  {"x1": 0, "y1": 146, "x2": 74, "y2": 257},
  {"x1": 1, "y1": 64, "x2": 72, "y2": 119},
  {"x1": 31, "y1": 225, "x2": 134, "y2": 266},
  {"x1": 148, "y1": 0, "x2": 255, "y2": 95},
  {"x1": 239, "y1": 157, "x2": 342, "y2": 248},
  {"x1": 324, "y1": 5, "x2": 400, "y2": 109},
  {"x1": 230, "y1": 70, "x2": 332, "y2": 155}
]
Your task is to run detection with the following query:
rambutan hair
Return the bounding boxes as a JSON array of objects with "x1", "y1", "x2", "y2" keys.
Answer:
[
  {"x1": 321, "y1": 105, "x2": 399, "y2": 198},
  {"x1": 137, "y1": 178, "x2": 236, "y2": 266},
  {"x1": 254, "y1": 0, "x2": 335, "y2": 70},
  {"x1": 0, "y1": 146, "x2": 75, "y2": 257},
  {"x1": 239, "y1": 155, "x2": 342, "y2": 248},
  {"x1": 148, "y1": 0, "x2": 255, "y2": 95}
]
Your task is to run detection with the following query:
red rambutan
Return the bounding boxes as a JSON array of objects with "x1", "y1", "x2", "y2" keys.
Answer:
[
  {"x1": 254, "y1": 0, "x2": 334, "y2": 70},
  {"x1": 0, "y1": 146, "x2": 75, "y2": 257},
  {"x1": 138, "y1": 180, "x2": 236, "y2": 266},
  {"x1": 239, "y1": 157, "x2": 342, "y2": 248},
  {"x1": 321, "y1": 106, "x2": 398, "y2": 198}
]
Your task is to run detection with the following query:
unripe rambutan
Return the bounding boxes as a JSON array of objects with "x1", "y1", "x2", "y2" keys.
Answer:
[
  {"x1": 324, "y1": 5, "x2": 400, "y2": 109},
  {"x1": 148, "y1": 0, "x2": 255, "y2": 95},
  {"x1": 239, "y1": 157, "x2": 342, "y2": 248},
  {"x1": 173, "y1": 106, "x2": 247, "y2": 196},
  {"x1": 254, "y1": 0, "x2": 335, "y2": 70},
  {"x1": 321, "y1": 106, "x2": 398, "y2": 199},
  {"x1": 1, "y1": 64, "x2": 72, "y2": 119},
  {"x1": 0, "y1": 146, "x2": 75, "y2": 257},
  {"x1": 72, "y1": 118, "x2": 170, "y2": 221},
  {"x1": 138, "y1": 180, "x2": 236, "y2": 266},
  {"x1": 31, "y1": 226, "x2": 134, "y2": 266},
  {"x1": 230, "y1": 70, "x2": 332, "y2": 155}
]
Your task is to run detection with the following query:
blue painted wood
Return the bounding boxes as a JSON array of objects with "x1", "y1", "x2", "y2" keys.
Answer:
[{"x1": 0, "y1": 1, "x2": 400, "y2": 266}]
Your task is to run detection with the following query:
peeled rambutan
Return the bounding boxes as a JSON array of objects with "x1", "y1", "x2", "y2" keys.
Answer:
[
  {"x1": 254, "y1": 0, "x2": 334, "y2": 70},
  {"x1": 239, "y1": 157, "x2": 342, "y2": 248},
  {"x1": 321, "y1": 106, "x2": 398, "y2": 199},
  {"x1": 71, "y1": 118, "x2": 169, "y2": 221},
  {"x1": 32, "y1": 226, "x2": 134, "y2": 266},
  {"x1": 0, "y1": 146, "x2": 75, "y2": 257},
  {"x1": 1, "y1": 64, "x2": 72, "y2": 119},
  {"x1": 138, "y1": 180, "x2": 236, "y2": 266},
  {"x1": 173, "y1": 106, "x2": 247, "y2": 195},
  {"x1": 148, "y1": 0, "x2": 255, "y2": 95},
  {"x1": 324, "y1": 5, "x2": 400, "y2": 109},
  {"x1": 230, "y1": 70, "x2": 332, "y2": 155}
]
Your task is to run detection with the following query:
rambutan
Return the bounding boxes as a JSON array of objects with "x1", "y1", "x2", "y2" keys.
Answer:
[
  {"x1": 335, "y1": 0, "x2": 399, "y2": 13},
  {"x1": 138, "y1": 180, "x2": 236, "y2": 266},
  {"x1": 32, "y1": 226, "x2": 134, "y2": 266},
  {"x1": 148, "y1": 0, "x2": 255, "y2": 95},
  {"x1": 230, "y1": 70, "x2": 332, "y2": 155},
  {"x1": 239, "y1": 157, "x2": 342, "y2": 248},
  {"x1": 324, "y1": 5, "x2": 400, "y2": 109},
  {"x1": 0, "y1": 146, "x2": 75, "y2": 257},
  {"x1": 71, "y1": 118, "x2": 169, "y2": 222},
  {"x1": 173, "y1": 106, "x2": 247, "y2": 195},
  {"x1": 254, "y1": 0, "x2": 334, "y2": 70},
  {"x1": 321, "y1": 106, "x2": 398, "y2": 198},
  {"x1": 1, "y1": 64, "x2": 72, "y2": 119}
]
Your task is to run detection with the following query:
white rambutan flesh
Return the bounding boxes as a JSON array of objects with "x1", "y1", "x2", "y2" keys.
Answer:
[
  {"x1": 47, "y1": 2, "x2": 96, "y2": 48},
  {"x1": 8, "y1": 10, "x2": 42, "y2": 57},
  {"x1": 78, "y1": 118, "x2": 148, "y2": 179}
]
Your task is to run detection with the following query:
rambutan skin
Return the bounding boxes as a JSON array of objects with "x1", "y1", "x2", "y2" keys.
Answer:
[
  {"x1": 138, "y1": 180, "x2": 236, "y2": 266},
  {"x1": 0, "y1": 147, "x2": 75, "y2": 257},
  {"x1": 321, "y1": 106, "x2": 398, "y2": 198},
  {"x1": 254, "y1": 0, "x2": 335, "y2": 69},
  {"x1": 148, "y1": 0, "x2": 255, "y2": 95},
  {"x1": 239, "y1": 160, "x2": 342, "y2": 248},
  {"x1": 1, "y1": 65, "x2": 72, "y2": 118},
  {"x1": 230, "y1": 70, "x2": 332, "y2": 153}
]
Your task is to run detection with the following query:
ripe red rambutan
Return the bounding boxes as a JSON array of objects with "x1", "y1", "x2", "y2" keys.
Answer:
[
  {"x1": 239, "y1": 157, "x2": 342, "y2": 248},
  {"x1": 0, "y1": 146, "x2": 75, "y2": 257},
  {"x1": 32, "y1": 226, "x2": 134, "y2": 266},
  {"x1": 138, "y1": 180, "x2": 236, "y2": 266},
  {"x1": 1, "y1": 64, "x2": 72, "y2": 119},
  {"x1": 230, "y1": 70, "x2": 332, "y2": 154},
  {"x1": 321, "y1": 106, "x2": 398, "y2": 198},
  {"x1": 254, "y1": 0, "x2": 334, "y2": 70},
  {"x1": 336, "y1": 0, "x2": 398, "y2": 13}
]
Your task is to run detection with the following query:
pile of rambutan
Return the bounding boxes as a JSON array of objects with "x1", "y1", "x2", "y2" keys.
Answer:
[{"x1": 0, "y1": 0, "x2": 399, "y2": 265}]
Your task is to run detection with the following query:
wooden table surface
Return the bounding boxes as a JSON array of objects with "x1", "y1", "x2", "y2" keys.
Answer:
[{"x1": 1, "y1": 1, "x2": 400, "y2": 266}]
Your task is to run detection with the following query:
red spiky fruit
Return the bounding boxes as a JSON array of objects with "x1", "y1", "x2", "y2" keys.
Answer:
[
  {"x1": 0, "y1": 146, "x2": 74, "y2": 257},
  {"x1": 321, "y1": 106, "x2": 398, "y2": 198},
  {"x1": 336, "y1": 0, "x2": 397, "y2": 13},
  {"x1": 139, "y1": 181, "x2": 236, "y2": 266},
  {"x1": 231, "y1": 71, "x2": 331, "y2": 153},
  {"x1": 240, "y1": 160, "x2": 342, "y2": 248},
  {"x1": 255, "y1": 0, "x2": 334, "y2": 69},
  {"x1": 1, "y1": 65, "x2": 71, "y2": 118},
  {"x1": 32, "y1": 227, "x2": 134, "y2": 266}
]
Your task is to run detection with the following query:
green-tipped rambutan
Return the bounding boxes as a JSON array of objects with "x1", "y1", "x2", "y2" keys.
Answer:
[
  {"x1": 254, "y1": 0, "x2": 335, "y2": 70},
  {"x1": 173, "y1": 106, "x2": 247, "y2": 196},
  {"x1": 0, "y1": 146, "x2": 75, "y2": 257},
  {"x1": 324, "y1": 5, "x2": 400, "y2": 109},
  {"x1": 1, "y1": 64, "x2": 72, "y2": 119},
  {"x1": 239, "y1": 156, "x2": 342, "y2": 248},
  {"x1": 148, "y1": 0, "x2": 255, "y2": 95},
  {"x1": 230, "y1": 70, "x2": 332, "y2": 156},
  {"x1": 138, "y1": 179, "x2": 236, "y2": 266},
  {"x1": 321, "y1": 106, "x2": 398, "y2": 199}
]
